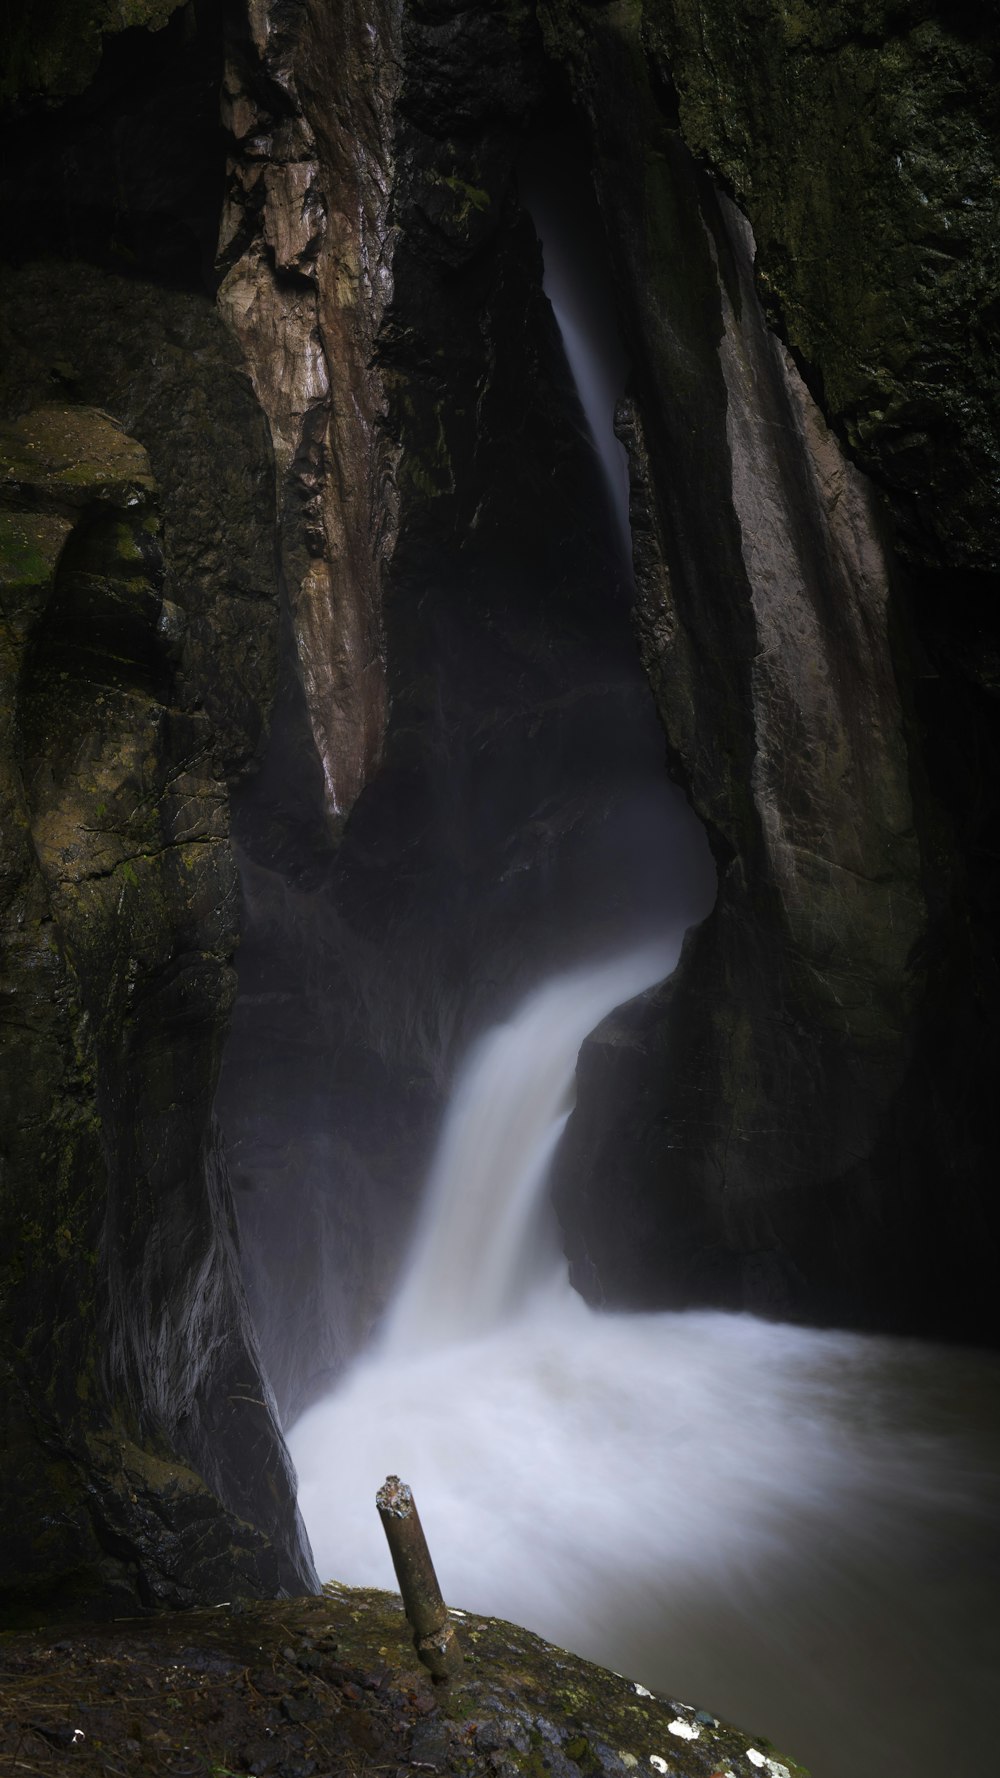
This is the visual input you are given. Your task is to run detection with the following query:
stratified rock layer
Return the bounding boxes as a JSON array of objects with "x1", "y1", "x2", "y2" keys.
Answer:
[{"x1": 217, "y1": 0, "x2": 402, "y2": 815}]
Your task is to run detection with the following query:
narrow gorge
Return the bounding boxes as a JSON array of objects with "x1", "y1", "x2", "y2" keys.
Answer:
[{"x1": 1, "y1": 3, "x2": 998, "y2": 1776}]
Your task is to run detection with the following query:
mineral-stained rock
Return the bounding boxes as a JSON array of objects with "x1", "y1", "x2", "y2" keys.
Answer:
[
  {"x1": 1, "y1": 0, "x2": 998, "y2": 1634},
  {"x1": 217, "y1": 0, "x2": 403, "y2": 816}
]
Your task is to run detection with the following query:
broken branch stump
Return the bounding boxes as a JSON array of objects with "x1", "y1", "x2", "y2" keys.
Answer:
[{"x1": 376, "y1": 1474, "x2": 463, "y2": 1682}]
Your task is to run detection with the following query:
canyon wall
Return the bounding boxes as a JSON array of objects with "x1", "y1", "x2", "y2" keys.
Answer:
[
  {"x1": 0, "y1": 2, "x2": 315, "y2": 1619},
  {"x1": 542, "y1": 0, "x2": 999, "y2": 1338},
  {"x1": 0, "y1": 0, "x2": 997, "y2": 1619}
]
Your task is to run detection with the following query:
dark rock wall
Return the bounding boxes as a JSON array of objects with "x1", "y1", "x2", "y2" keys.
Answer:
[
  {"x1": 0, "y1": 12, "x2": 315, "y2": 1618},
  {"x1": 540, "y1": 0, "x2": 999, "y2": 1338},
  {"x1": 646, "y1": 0, "x2": 1000, "y2": 574}
]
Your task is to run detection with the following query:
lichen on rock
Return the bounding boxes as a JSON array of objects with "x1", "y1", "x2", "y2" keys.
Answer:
[{"x1": 0, "y1": 1585, "x2": 812, "y2": 1777}]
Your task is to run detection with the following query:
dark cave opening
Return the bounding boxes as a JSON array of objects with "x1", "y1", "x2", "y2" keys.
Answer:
[{"x1": 0, "y1": 0, "x2": 229, "y2": 289}]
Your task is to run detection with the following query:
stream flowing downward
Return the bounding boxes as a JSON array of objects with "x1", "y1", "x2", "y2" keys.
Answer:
[
  {"x1": 289, "y1": 943, "x2": 1000, "y2": 1778},
  {"x1": 289, "y1": 185, "x2": 999, "y2": 1778}
]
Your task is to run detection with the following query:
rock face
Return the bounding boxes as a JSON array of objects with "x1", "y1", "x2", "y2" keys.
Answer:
[
  {"x1": 540, "y1": 0, "x2": 1000, "y2": 1338},
  {"x1": 214, "y1": 17, "x2": 709, "y2": 1420},
  {"x1": 646, "y1": 0, "x2": 1000, "y2": 575},
  {"x1": 216, "y1": 0, "x2": 402, "y2": 815},
  {"x1": 0, "y1": 258, "x2": 314, "y2": 1611}
]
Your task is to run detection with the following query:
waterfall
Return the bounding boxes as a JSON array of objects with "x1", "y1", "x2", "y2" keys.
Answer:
[
  {"x1": 286, "y1": 155, "x2": 999, "y2": 1778},
  {"x1": 520, "y1": 145, "x2": 632, "y2": 555},
  {"x1": 288, "y1": 958, "x2": 1000, "y2": 1778},
  {"x1": 379, "y1": 943, "x2": 675, "y2": 1354}
]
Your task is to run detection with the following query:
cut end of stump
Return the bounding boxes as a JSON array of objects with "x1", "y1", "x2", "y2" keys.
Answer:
[{"x1": 377, "y1": 1474, "x2": 414, "y2": 1519}]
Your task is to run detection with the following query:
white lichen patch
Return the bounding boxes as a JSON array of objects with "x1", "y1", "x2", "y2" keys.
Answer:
[
  {"x1": 617, "y1": 1754, "x2": 638, "y2": 1769},
  {"x1": 746, "y1": 1752, "x2": 791, "y2": 1778},
  {"x1": 649, "y1": 1758, "x2": 669, "y2": 1773},
  {"x1": 667, "y1": 1718, "x2": 700, "y2": 1741},
  {"x1": 633, "y1": 1683, "x2": 654, "y2": 1698}
]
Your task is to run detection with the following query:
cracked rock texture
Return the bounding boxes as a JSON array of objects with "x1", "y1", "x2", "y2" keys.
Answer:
[{"x1": 216, "y1": 0, "x2": 402, "y2": 815}]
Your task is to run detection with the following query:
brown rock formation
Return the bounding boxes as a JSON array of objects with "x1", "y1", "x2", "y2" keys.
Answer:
[{"x1": 217, "y1": 0, "x2": 402, "y2": 815}]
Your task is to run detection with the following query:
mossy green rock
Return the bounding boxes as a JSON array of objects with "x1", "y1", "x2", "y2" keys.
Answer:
[
  {"x1": 0, "y1": 0, "x2": 182, "y2": 105},
  {"x1": 539, "y1": 0, "x2": 997, "y2": 1337},
  {"x1": 644, "y1": 0, "x2": 1000, "y2": 572},
  {"x1": 0, "y1": 1586, "x2": 811, "y2": 1778},
  {"x1": 0, "y1": 280, "x2": 311, "y2": 1618}
]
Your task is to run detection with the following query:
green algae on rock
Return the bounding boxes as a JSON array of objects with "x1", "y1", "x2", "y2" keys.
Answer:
[
  {"x1": 0, "y1": 1585, "x2": 810, "y2": 1778},
  {"x1": 644, "y1": 0, "x2": 1000, "y2": 574},
  {"x1": 0, "y1": 0, "x2": 183, "y2": 105},
  {"x1": 0, "y1": 308, "x2": 310, "y2": 1620}
]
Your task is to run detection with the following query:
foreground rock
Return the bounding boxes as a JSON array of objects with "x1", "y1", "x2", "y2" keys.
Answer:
[{"x1": 0, "y1": 1585, "x2": 808, "y2": 1778}]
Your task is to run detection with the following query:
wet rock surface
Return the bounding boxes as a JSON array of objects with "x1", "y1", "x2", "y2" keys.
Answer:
[
  {"x1": 214, "y1": 0, "x2": 700, "y2": 1420},
  {"x1": 540, "y1": 0, "x2": 1000, "y2": 1342},
  {"x1": 644, "y1": 0, "x2": 1000, "y2": 576},
  {"x1": 0, "y1": 1586, "x2": 810, "y2": 1778},
  {"x1": 216, "y1": 0, "x2": 402, "y2": 815},
  {"x1": 0, "y1": 268, "x2": 313, "y2": 1615}
]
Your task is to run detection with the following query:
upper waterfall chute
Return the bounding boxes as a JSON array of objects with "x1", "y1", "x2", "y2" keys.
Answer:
[{"x1": 521, "y1": 144, "x2": 633, "y2": 558}]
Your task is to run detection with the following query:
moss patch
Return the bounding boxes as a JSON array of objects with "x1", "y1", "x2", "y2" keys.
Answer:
[
  {"x1": 0, "y1": 0, "x2": 182, "y2": 105},
  {"x1": 645, "y1": 0, "x2": 1000, "y2": 570},
  {"x1": 0, "y1": 1587, "x2": 809, "y2": 1778}
]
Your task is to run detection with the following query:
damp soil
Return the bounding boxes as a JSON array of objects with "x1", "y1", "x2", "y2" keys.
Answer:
[{"x1": 0, "y1": 1584, "x2": 807, "y2": 1778}]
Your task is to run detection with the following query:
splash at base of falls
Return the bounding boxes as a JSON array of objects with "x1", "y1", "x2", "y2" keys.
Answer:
[
  {"x1": 288, "y1": 954, "x2": 1000, "y2": 1778},
  {"x1": 289, "y1": 1293, "x2": 1000, "y2": 1778}
]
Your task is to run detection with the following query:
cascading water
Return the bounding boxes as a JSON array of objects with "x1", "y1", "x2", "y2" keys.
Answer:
[
  {"x1": 379, "y1": 943, "x2": 675, "y2": 1353},
  {"x1": 520, "y1": 139, "x2": 632, "y2": 554},
  {"x1": 287, "y1": 165, "x2": 1000, "y2": 1778},
  {"x1": 289, "y1": 956, "x2": 1000, "y2": 1778}
]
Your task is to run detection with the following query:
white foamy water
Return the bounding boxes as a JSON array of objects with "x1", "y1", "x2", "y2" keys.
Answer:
[
  {"x1": 289, "y1": 952, "x2": 1000, "y2": 1778},
  {"x1": 379, "y1": 944, "x2": 677, "y2": 1354}
]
